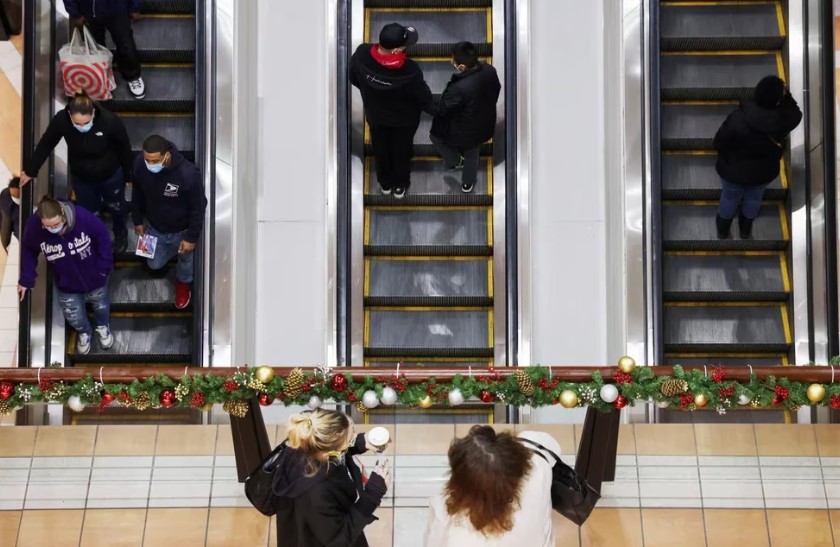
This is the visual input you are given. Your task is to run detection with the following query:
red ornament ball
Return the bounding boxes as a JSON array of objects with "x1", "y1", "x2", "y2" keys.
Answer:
[
  {"x1": 223, "y1": 381, "x2": 238, "y2": 393},
  {"x1": 330, "y1": 374, "x2": 348, "y2": 392},
  {"x1": 480, "y1": 390, "x2": 495, "y2": 403},
  {"x1": 613, "y1": 395, "x2": 627, "y2": 409},
  {"x1": 258, "y1": 393, "x2": 275, "y2": 406},
  {"x1": 98, "y1": 391, "x2": 117, "y2": 413},
  {"x1": 0, "y1": 381, "x2": 13, "y2": 400},
  {"x1": 160, "y1": 389, "x2": 176, "y2": 408},
  {"x1": 831, "y1": 395, "x2": 840, "y2": 410},
  {"x1": 190, "y1": 391, "x2": 206, "y2": 408}
]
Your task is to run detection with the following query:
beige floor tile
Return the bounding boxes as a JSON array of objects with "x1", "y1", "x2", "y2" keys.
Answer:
[
  {"x1": 33, "y1": 425, "x2": 97, "y2": 456},
  {"x1": 144, "y1": 508, "x2": 208, "y2": 547},
  {"x1": 633, "y1": 424, "x2": 696, "y2": 456},
  {"x1": 454, "y1": 423, "x2": 511, "y2": 438},
  {"x1": 16, "y1": 510, "x2": 84, "y2": 547},
  {"x1": 552, "y1": 511, "x2": 581, "y2": 547},
  {"x1": 11, "y1": 34, "x2": 23, "y2": 56},
  {"x1": 694, "y1": 424, "x2": 758, "y2": 456},
  {"x1": 754, "y1": 425, "x2": 819, "y2": 457},
  {"x1": 80, "y1": 509, "x2": 146, "y2": 547},
  {"x1": 766, "y1": 510, "x2": 834, "y2": 547},
  {"x1": 0, "y1": 511, "x2": 21, "y2": 546},
  {"x1": 641, "y1": 509, "x2": 706, "y2": 547},
  {"x1": 395, "y1": 424, "x2": 455, "y2": 455},
  {"x1": 355, "y1": 424, "x2": 395, "y2": 455},
  {"x1": 0, "y1": 426, "x2": 36, "y2": 456},
  {"x1": 206, "y1": 508, "x2": 270, "y2": 547},
  {"x1": 573, "y1": 424, "x2": 636, "y2": 455},
  {"x1": 94, "y1": 425, "x2": 157, "y2": 456},
  {"x1": 366, "y1": 508, "x2": 393, "y2": 547},
  {"x1": 155, "y1": 425, "x2": 217, "y2": 456},
  {"x1": 830, "y1": 510, "x2": 840, "y2": 544},
  {"x1": 814, "y1": 425, "x2": 840, "y2": 457},
  {"x1": 704, "y1": 509, "x2": 769, "y2": 547},
  {"x1": 0, "y1": 70, "x2": 20, "y2": 174},
  {"x1": 580, "y1": 508, "x2": 642, "y2": 547},
  {"x1": 275, "y1": 425, "x2": 286, "y2": 445},
  {"x1": 516, "y1": 424, "x2": 576, "y2": 456}
]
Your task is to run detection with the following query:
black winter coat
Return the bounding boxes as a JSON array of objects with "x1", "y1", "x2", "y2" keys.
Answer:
[
  {"x1": 349, "y1": 44, "x2": 432, "y2": 128},
  {"x1": 273, "y1": 434, "x2": 387, "y2": 547},
  {"x1": 429, "y1": 63, "x2": 501, "y2": 149},
  {"x1": 714, "y1": 94, "x2": 802, "y2": 186}
]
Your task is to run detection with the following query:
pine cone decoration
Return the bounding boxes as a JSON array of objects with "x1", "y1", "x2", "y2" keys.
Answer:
[
  {"x1": 285, "y1": 368, "x2": 305, "y2": 400},
  {"x1": 247, "y1": 378, "x2": 268, "y2": 392},
  {"x1": 223, "y1": 399, "x2": 249, "y2": 418},
  {"x1": 660, "y1": 379, "x2": 689, "y2": 397},
  {"x1": 514, "y1": 369, "x2": 536, "y2": 396},
  {"x1": 355, "y1": 401, "x2": 369, "y2": 414},
  {"x1": 134, "y1": 392, "x2": 152, "y2": 411}
]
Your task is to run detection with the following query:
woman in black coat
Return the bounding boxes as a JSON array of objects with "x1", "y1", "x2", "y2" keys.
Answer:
[
  {"x1": 713, "y1": 75, "x2": 802, "y2": 238},
  {"x1": 272, "y1": 409, "x2": 390, "y2": 547}
]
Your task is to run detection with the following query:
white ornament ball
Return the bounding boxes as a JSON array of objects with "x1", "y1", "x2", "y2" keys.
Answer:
[
  {"x1": 67, "y1": 395, "x2": 85, "y2": 412},
  {"x1": 362, "y1": 390, "x2": 380, "y2": 409},
  {"x1": 655, "y1": 400, "x2": 670, "y2": 409},
  {"x1": 737, "y1": 394, "x2": 751, "y2": 406},
  {"x1": 380, "y1": 386, "x2": 398, "y2": 406},
  {"x1": 307, "y1": 395, "x2": 322, "y2": 410},
  {"x1": 448, "y1": 388, "x2": 465, "y2": 406},
  {"x1": 599, "y1": 384, "x2": 619, "y2": 403}
]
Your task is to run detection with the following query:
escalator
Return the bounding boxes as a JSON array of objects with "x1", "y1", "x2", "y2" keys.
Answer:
[
  {"x1": 359, "y1": 1, "x2": 496, "y2": 419},
  {"x1": 655, "y1": 1, "x2": 792, "y2": 418}
]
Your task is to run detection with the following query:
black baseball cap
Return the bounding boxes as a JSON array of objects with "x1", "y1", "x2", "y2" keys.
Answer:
[{"x1": 379, "y1": 23, "x2": 419, "y2": 49}]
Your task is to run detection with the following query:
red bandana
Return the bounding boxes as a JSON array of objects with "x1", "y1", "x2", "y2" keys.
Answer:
[{"x1": 370, "y1": 44, "x2": 406, "y2": 69}]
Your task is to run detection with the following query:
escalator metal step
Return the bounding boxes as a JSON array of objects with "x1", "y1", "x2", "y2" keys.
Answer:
[
  {"x1": 663, "y1": 202, "x2": 787, "y2": 251},
  {"x1": 663, "y1": 252, "x2": 788, "y2": 302},
  {"x1": 109, "y1": 264, "x2": 184, "y2": 312},
  {"x1": 367, "y1": 257, "x2": 491, "y2": 298},
  {"x1": 367, "y1": 207, "x2": 491, "y2": 246},
  {"x1": 367, "y1": 8, "x2": 491, "y2": 48},
  {"x1": 660, "y1": 3, "x2": 785, "y2": 52},
  {"x1": 365, "y1": 194, "x2": 492, "y2": 206},
  {"x1": 661, "y1": 103, "x2": 734, "y2": 150},
  {"x1": 366, "y1": 308, "x2": 492, "y2": 355},
  {"x1": 141, "y1": 0, "x2": 196, "y2": 15},
  {"x1": 365, "y1": 0, "x2": 492, "y2": 7},
  {"x1": 662, "y1": 153, "x2": 784, "y2": 200},
  {"x1": 108, "y1": 17, "x2": 196, "y2": 63},
  {"x1": 122, "y1": 114, "x2": 195, "y2": 156},
  {"x1": 365, "y1": 296, "x2": 492, "y2": 307},
  {"x1": 107, "y1": 65, "x2": 196, "y2": 113},
  {"x1": 661, "y1": 52, "x2": 780, "y2": 101},
  {"x1": 664, "y1": 303, "x2": 789, "y2": 353},
  {"x1": 365, "y1": 244, "x2": 492, "y2": 257},
  {"x1": 364, "y1": 143, "x2": 493, "y2": 157},
  {"x1": 68, "y1": 315, "x2": 192, "y2": 364},
  {"x1": 664, "y1": 355, "x2": 787, "y2": 367}
]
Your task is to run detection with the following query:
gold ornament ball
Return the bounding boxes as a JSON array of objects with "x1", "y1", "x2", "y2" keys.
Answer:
[
  {"x1": 418, "y1": 395, "x2": 434, "y2": 409},
  {"x1": 806, "y1": 383, "x2": 826, "y2": 403},
  {"x1": 617, "y1": 356, "x2": 636, "y2": 373},
  {"x1": 255, "y1": 366, "x2": 275, "y2": 384},
  {"x1": 559, "y1": 390, "x2": 579, "y2": 408},
  {"x1": 694, "y1": 393, "x2": 708, "y2": 408}
]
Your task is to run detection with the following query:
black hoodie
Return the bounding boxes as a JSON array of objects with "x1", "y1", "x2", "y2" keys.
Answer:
[
  {"x1": 272, "y1": 434, "x2": 387, "y2": 547},
  {"x1": 349, "y1": 43, "x2": 432, "y2": 128},
  {"x1": 713, "y1": 94, "x2": 803, "y2": 186}
]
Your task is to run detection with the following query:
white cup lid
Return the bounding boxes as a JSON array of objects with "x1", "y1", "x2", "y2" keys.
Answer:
[{"x1": 367, "y1": 426, "x2": 390, "y2": 445}]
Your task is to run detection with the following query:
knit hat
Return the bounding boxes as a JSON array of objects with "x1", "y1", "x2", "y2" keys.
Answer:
[
  {"x1": 754, "y1": 75, "x2": 785, "y2": 108},
  {"x1": 379, "y1": 23, "x2": 418, "y2": 49}
]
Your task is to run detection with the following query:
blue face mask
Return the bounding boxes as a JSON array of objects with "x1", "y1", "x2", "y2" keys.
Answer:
[
  {"x1": 145, "y1": 161, "x2": 165, "y2": 174},
  {"x1": 45, "y1": 223, "x2": 64, "y2": 234},
  {"x1": 74, "y1": 121, "x2": 93, "y2": 133}
]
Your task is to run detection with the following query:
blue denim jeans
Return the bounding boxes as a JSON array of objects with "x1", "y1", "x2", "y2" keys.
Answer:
[
  {"x1": 718, "y1": 178, "x2": 769, "y2": 220},
  {"x1": 55, "y1": 281, "x2": 110, "y2": 336},
  {"x1": 72, "y1": 167, "x2": 127, "y2": 232},
  {"x1": 144, "y1": 223, "x2": 194, "y2": 283}
]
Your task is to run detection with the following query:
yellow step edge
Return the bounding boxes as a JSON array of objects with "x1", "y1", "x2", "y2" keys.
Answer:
[
  {"x1": 366, "y1": 306, "x2": 492, "y2": 312},
  {"x1": 665, "y1": 301, "x2": 786, "y2": 307},
  {"x1": 366, "y1": 256, "x2": 492, "y2": 261},
  {"x1": 662, "y1": 100, "x2": 738, "y2": 106},
  {"x1": 665, "y1": 250, "x2": 783, "y2": 256}
]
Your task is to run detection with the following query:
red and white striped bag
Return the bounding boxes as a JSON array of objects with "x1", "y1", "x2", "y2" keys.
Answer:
[{"x1": 58, "y1": 27, "x2": 117, "y2": 101}]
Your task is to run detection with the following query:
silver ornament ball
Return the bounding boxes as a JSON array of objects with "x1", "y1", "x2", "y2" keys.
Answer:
[
  {"x1": 380, "y1": 386, "x2": 398, "y2": 406},
  {"x1": 362, "y1": 390, "x2": 380, "y2": 409},
  {"x1": 307, "y1": 395, "x2": 322, "y2": 410},
  {"x1": 448, "y1": 388, "x2": 465, "y2": 406},
  {"x1": 67, "y1": 395, "x2": 85, "y2": 412},
  {"x1": 737, "y1": 394, "x2": 751, "y2": 406},
  {"x1": 599, "y1": 384, "x2": 619, "y2": 403},
  {"x1": 655, "y1": 400, "x2": 670, "y2": 409}
]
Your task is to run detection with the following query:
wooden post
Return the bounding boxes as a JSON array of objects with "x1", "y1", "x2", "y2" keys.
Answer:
[
  {"x1": 230, "y1": 398, "x2": 272, "y2": 482},
  {"x1": 574, "y1": 406, "x2": 620, "y2": 492}
]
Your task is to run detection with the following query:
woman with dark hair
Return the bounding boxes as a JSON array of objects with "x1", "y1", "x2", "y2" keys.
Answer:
[{"x1": 425, "y1": 426, "x2": 560, "y2": 546}]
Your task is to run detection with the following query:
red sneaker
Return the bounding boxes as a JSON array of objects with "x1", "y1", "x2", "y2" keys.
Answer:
[{"x1": 175, "y1": 281, "x2": 191, "y2": 310}]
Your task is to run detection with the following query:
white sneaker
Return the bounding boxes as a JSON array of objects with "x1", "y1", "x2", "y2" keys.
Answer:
[
  {"x1": 77, "y1": 332, "x2": 91, "y2": 355},
  {"x1": 95, "y1": 326, "x2": 114, "y2": 349},
  {"x1": 128, "y1": 77, "x2": 145, "y2": 99}
]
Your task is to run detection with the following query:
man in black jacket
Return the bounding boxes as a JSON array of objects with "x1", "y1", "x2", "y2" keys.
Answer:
[
  {"x1": 350, "y1": 23, "x2": 432, "y2": 199},
  {"x1": 430, "y1": 42, "x2": 501, "y2": 193},
  {"x1": 714, "y1": 75, "x2": 802, "y2": 238},
  {"x1": 132, "y1": 135, "x2": 207, "y2": 309},
  {"x1": 0, "y1": 177, "x2": 20, "y2": 253}
]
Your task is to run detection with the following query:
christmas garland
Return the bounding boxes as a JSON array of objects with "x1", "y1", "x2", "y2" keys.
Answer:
[{"x1": 1, "y1": 361, "x2": 839, "y2": 418}]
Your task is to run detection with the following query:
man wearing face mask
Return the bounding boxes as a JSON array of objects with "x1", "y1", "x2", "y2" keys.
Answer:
[
  {"x1": 20, "y1": 91, "x2": 133, "y2": 253},
  {"x1": 132, "y1": 134, "x2": 207, "y2": 310},
  {"x1": 0, "y1": 177, "x2": 21, "y2": 253},
  {"x1": 429, "y1": 42, "x2": 500, "y2": 193}
]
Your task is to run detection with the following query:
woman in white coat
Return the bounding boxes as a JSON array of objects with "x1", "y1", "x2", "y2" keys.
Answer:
[{"x1": 424, "y1": 426, "x2": 561, "y2": 547}]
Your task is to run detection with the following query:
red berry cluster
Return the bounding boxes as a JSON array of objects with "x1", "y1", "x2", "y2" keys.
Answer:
[
  {"x1": 275, "y1": 392, "x2": 285, "y2": 400},
  {"x1": 719, "y1": 386, "x2": 735, "y2": 398},
  {"x1": 390, "y1": 375, "x2": 408, "y2": 393},
  {"x1": 347, "y1": 392, "x2": 357, "y2": 402},
  {"x1": 38, "y1": 375, "x2": 52, "y2": 393},
  {"x1": 118, "y1": 390, "x2": 132, "y2": 404},
  {"x1": 680, "y1": 393, "x2": 694, "y2": 410},
  {"x1": 614, "y1": 372, "x2": 634, "y2": 385},
  {"x1": 302, "y1": 381, "x2": 313, "y2": 392},
  {"x1": 831, "y1": 395, "x2": 840, "y2": 410},
  {"x1": 711, "y1": 366, "x2": 727, "y2": 384},
  {"x1": 190, "y1": 391, "x2": 205, "y2": 408},
  {"x1": 774, "y1": 386, "x2": 789, "y2": 400},
  {"x1": 223, "y1": 381, "x2": 238, "y2": 392},
  {"x1": 537, "y1": 377, "x2": 561, "y2": 391}
]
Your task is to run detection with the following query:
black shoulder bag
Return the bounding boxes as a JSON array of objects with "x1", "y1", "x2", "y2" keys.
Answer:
[
  {"x1": 244, "y1": 441, "x2": 287, "y2": 516},
  {"x1": 519, "y1": 437, "x2": 600, "y2": 526}
]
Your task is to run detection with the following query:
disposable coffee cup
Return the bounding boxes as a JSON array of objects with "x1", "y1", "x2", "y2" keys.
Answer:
[{"x1": 366, "y1": 427, "x2": 390, "y2": 451}]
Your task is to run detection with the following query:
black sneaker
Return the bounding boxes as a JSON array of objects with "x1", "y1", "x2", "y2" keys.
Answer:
[
  {"x1": 461, "y1": 182, "x2": 475, "y2": 193},
  {"x1": 445, "y1": 156, "x2": 464, "y2": 172},
  {"x1": 393, "y1": 187, "x2": 406, "y2": 199},
  {"x1": 112, "y1": 229, "x2": 128, "y2": 254}
]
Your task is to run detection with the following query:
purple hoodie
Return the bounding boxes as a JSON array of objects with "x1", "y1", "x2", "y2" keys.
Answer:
[{"x1": 19, "y1": 201, "x2": 113, "y2": 294}]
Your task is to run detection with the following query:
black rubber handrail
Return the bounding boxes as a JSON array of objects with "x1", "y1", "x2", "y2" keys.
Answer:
[
  {"x1": 337, "y1": 0, "x2": 352, "y2": 368},
  {"x1": 648, "y1": 0, "x2": 664, "y2": 369}
]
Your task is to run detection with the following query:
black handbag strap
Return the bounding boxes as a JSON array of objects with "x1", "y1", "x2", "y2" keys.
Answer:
[{"x1": 519, "y1": 437, "x2": 562, "y2": 465}]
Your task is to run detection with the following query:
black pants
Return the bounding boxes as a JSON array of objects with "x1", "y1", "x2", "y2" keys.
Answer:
[
  {"x1": 86, "y1": 13, "x2": 141, "y2": 81},
  {"x1": 369, "y1": 124, "x2": 417, "y2": 190}
]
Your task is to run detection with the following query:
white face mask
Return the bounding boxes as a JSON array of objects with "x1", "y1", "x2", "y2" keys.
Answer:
[{"x1": 11, "y1": 196, "x2": 20, "y2": 206}]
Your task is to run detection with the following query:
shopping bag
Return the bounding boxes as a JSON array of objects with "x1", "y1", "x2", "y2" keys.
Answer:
[
  {"x1": 244, "y1": 441, "x2": 287, "y2": 516},
  {"x1": 58, "y1": 27, "x2": 117, "y2": 101}
]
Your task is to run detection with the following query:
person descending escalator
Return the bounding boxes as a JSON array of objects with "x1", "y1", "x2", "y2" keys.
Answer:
[
  {"x1": 350, "y1": 22, "x2": 432, "y2": 199},
  {"x1": 19, "y1": 91, "x2": 133, "y2": 254},
  {"x1": 132, "y1": 134, "x2": 207, "y2": 310},
  {"x1": 65, "y1": 0, "x2": 147, "y2": 99},
  {"x1": 17, "y1": 196, "x2": 115, "y2": 355},
  {"x1": 429, "y1": 41, "x2": 501, "y2": 194},
  {"x1": 713, "y1": 75, "x2": 802, "y2": 239},
  {"x1": 0, "y1": 177, "x2": 21, "y2": 253}
]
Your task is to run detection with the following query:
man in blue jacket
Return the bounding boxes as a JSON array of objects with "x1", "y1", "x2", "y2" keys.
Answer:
[
  {"x1": 132, "y1": 134, "x2": 207, "y2": 309},
  {"x1": 18, "y1": 196, "x2": 114, "y2": 355},
  {"x1": 65, "y1": 0, "x2": 146, "y2": 99}
]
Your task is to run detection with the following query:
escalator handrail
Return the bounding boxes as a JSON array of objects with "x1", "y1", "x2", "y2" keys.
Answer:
[{"x1": 648, "y1": 0, "x2": 664, "y2": 367}]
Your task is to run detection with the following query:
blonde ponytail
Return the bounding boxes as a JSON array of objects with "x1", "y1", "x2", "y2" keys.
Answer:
[{"x1": 285, "y1": 409, "x2": 353, "y2": 476}]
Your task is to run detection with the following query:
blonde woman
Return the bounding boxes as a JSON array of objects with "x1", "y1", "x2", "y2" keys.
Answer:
[{"x1": 273, "y1": 409, "x2": 390, "y2": 547}]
